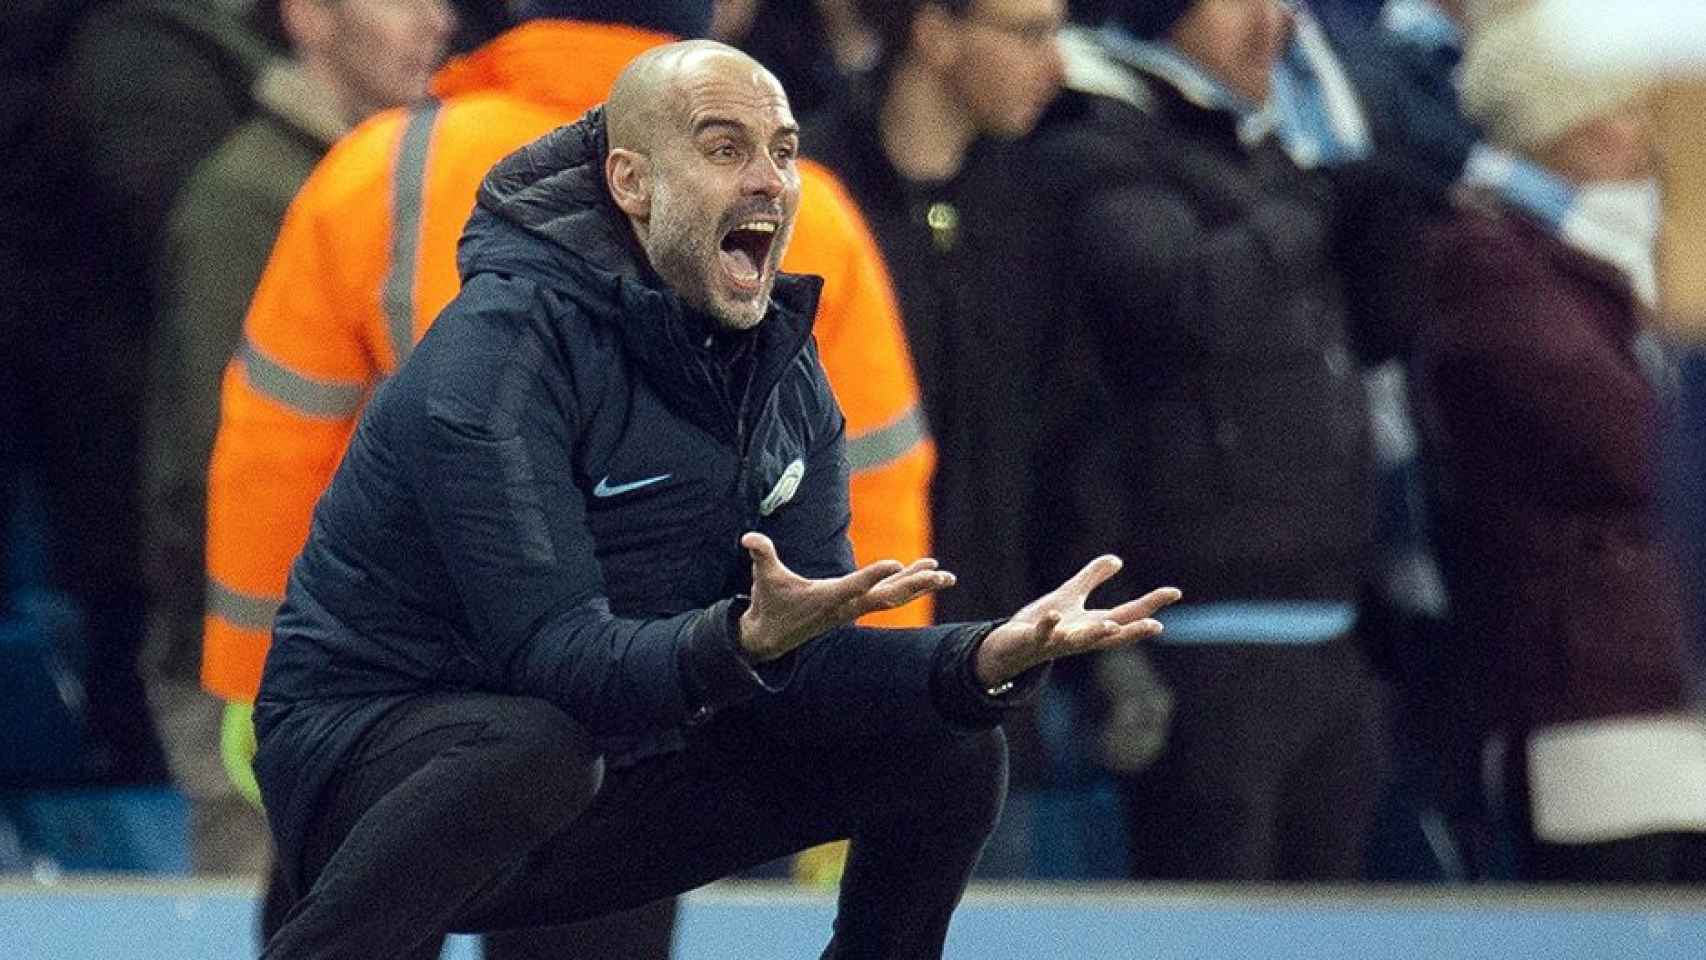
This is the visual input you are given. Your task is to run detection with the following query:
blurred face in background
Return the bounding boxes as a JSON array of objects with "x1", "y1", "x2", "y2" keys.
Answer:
[
  {"x1": 709, "y1": 0, "x2": 760, "y2": 42},
  {"x1": 1167, "y1": 0, "x2": 1289, "y2": 104},
  {"x1": 1535, "y1": 99, "x2": 1658, "y2": 185},
  {"x1": 933, "y1": 0, "x2": 1068, "y2": 139},
  {"x1": 287, "y1": 0, "x2": 458, "y2": 121}
]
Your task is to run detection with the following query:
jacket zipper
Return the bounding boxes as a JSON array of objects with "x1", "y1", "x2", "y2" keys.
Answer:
[{"x1": 728, "y1": 319, "x2": 812, "y2": 541}]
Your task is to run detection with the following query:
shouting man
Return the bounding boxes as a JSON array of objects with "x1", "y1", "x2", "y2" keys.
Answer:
[{"x1": 253, "y1": 40, "x2": 1178, "y2": 959}]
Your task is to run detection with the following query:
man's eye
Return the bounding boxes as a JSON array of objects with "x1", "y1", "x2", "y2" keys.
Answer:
[
  {"x1": 711, "y1": 144, "x2": 739, "y2": 159},
  {"x1": 773, "y1": 145, "x2": 797, "y2": 163}
]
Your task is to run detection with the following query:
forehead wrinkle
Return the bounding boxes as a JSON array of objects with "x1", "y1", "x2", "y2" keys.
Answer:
[{"x1": 683, "y1": 85, "x2": 791, "y2": 126}]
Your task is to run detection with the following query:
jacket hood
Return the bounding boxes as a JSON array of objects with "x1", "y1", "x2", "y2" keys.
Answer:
[
  {"x1": 463, "y1": 105, "x2": 642, "y2": 297},
  {"x1": 460, "y1": 107, "x2": 822, "y2": 381}
]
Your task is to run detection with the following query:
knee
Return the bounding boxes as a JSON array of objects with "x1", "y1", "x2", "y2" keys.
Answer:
[{"x1": 480, "y1": 698, "x2": 603, "y2": 840}]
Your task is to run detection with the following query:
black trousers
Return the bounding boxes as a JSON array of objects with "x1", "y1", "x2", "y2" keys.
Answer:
[
  {"x1": 1116, "y1": 639, "x2": 1387, "y2": 881},
  {"x1": 261, "y1": 692, "x2": 1007, "y2": 959}
]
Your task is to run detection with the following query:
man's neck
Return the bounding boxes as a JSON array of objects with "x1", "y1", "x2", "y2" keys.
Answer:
[{"x1": 877, "y1": 58, "x2": 977, "y2": 186}]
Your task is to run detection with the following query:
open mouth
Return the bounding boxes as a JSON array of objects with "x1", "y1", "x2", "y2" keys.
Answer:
[{"x1": 718, "y1": 219, "x2": 778, "y2": 294}]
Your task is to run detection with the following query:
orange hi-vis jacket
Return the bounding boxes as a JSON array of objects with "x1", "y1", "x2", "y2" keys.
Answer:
[{"x1": 202, "y1": 21, "x2": 935, "y2": 702}]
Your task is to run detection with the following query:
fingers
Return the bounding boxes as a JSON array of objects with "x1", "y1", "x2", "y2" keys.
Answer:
[
  {"x1": 1060, "y1": 554, "x2": 1123, "y2": 598},
  {"x1": 1104, "y1": 586, "x2": 1183, "y2": 624},
  {"x1": 859, "y1": 562, "x2": 956, "y2": 612},
  {"x1": 1048, "y1": 616, "x2": 1165, "y2": 655},
  {"x1": 836, "y1": 555, "x2": 910, "y2": 597},
  {"x1": 882, "y1": 557, "x2": 941, "y2": 581}
]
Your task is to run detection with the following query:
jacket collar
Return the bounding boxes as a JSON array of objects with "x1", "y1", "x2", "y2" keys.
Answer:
[
  {"x1": 1095, "y1": 25, "x2": 1259, "y2": 120},
  {"x1": 430, "y1": 20, "x2": 675, "y2": 109},
  {"x1": 1066, "y1": 26, "x2": 1273, "y2": 148},
  {"x1": 252, "y1": 61, "x2": 352, "y2": 148}
]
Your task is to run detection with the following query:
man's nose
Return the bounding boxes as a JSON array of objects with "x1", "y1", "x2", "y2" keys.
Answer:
[{"x1": 744, "y1": 153, "x2": 786, "y2": 198}]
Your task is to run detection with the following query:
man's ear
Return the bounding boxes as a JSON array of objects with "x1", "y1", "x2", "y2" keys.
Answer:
[{"x1": 606, "y1": 148, "x2": 651, "y2": 220}]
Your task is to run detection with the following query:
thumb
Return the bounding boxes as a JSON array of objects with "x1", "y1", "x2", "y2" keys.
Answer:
[{"x1": 741, "y1": 531, "x2": 782, "y2": 577}]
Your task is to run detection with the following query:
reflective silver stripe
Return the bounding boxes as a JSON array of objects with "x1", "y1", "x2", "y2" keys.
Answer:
[
  {"x1": 845, "y1": 405, "x2": 928, "y2": 472},
  {"x1": 240, "y1": 340, "x2": 365, "y2": 418},
  {"x1": 381, "y1": 101, "x2": 440, "y2": 368},
  {"x1": 207, "y1": 580, "x2": 281, "y2": 632}
]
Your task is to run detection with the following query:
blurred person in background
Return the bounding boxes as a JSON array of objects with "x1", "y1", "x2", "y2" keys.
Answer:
[
  {"x1": 802, "y1": 0, "x2": 1067, "y2": 877},
  {"x1": 1259, "y1": 0, "x2": 1490, "y2": 879},
  {"x1": 145, "y1": 0, "x2": 456, "y2": 894},
  {"x1": 714, "y1": 0, "x2": 877, "y2": 117},
  {"x1": 1412, "y1": 0, "x2": 1706, "y2": 884},
  {"x1": 1374, "y1": 0, "x2": 1471, "y2": 157},
  {"x1": 0, "y1": 0, "x2": 103, "y2": 595},
  {"x1": 1, "y1": 0, "x2": 279, "y2": 789},
  {"x1": 201, "y1": 0, "x2": 934, "y2": 950},
  {"x1": 1013, "y1": 0, "x2": 1388, "y2": 881}
]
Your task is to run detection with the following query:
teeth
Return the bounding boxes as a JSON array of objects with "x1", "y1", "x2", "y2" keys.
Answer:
[{"x1": 735, "y1": 220, "x2": 777, "y2": 234}]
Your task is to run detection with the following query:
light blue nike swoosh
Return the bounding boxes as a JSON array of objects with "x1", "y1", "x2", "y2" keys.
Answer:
[{"x1": 592, "y1": 473, "x2": 672, "y2": 498}]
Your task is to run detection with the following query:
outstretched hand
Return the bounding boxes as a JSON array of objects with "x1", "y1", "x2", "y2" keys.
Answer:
[
  {"x1": 737, "y1": 532, "x2": 956, "y2": 663},
  {"x1": 975, "y1": 555, "x2": 1181, "y2": 688}
]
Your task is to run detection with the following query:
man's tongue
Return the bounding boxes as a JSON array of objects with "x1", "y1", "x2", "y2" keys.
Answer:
[{"x1": 720, "y1": 243, "x2": 760, "y2": 283}]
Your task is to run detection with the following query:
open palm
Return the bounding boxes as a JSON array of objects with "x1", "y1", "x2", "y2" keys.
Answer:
[
  {"x1": 976, "y1": 556, "x2": 1181, "y2": 688},
  {"x1": 737, "y1": 532, "x2": 956, "y2": 663}
]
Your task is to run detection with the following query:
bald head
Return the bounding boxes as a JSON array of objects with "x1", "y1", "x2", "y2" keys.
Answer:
[
  {"x1": 602, "y1": 40, "x2": 802, "y2": 331},
  {"x1": 607, "y1": 40, "x2": 782, "y2": 153}
]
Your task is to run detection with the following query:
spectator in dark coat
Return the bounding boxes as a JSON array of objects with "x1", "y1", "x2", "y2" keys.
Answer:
[
  {"x1": 1266, "y1": 0, "x2": 1488, "y2": 879},
  {"x1": 0, "y1": 0, "x2": 108, "y2": 603},
  {"x1": 1013, "y1": 0, "x2": 1387, "y2": 881},
  {"x1": 1414, "y1": 0, "x2": 1706, "y2": 883},
  {"x1": 1, "y1": 0, "x2": 278, "y2": 786}
]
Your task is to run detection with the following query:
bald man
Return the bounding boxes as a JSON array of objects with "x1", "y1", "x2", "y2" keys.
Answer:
[{"x1": 251, "y1": 42, "x2": 1178, "y2": 959}]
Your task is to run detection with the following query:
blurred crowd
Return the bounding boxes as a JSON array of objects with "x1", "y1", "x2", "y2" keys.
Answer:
[{"x1": 3, "y1": 0, "x2": 1704, "y2": 943}]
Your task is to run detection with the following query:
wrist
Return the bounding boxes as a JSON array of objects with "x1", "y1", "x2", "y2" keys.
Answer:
[
  {"x1": 971, "y1": 621, "x2": 1032, "y2": 689},
  {"x1": 731, "y1": 596, "x2": 761, "y2": 661}
]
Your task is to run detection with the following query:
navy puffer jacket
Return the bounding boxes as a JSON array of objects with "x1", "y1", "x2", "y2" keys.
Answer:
[{"x1": 252, "y1": 109, "x2": 1003, "y2": 878}]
